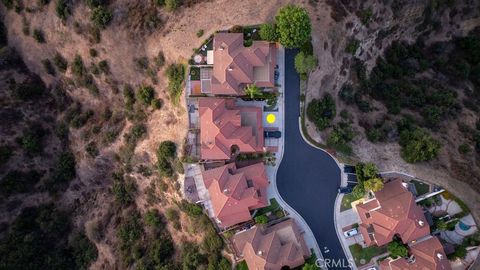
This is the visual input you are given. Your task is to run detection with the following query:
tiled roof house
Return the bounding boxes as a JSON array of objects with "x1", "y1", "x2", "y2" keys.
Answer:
[
  {"x1": 380, "y1": 236, "x2": 452, "y2": 270},
  {"x1": 202, "y1": 162, "x2": 269, "y2": 228},
  {"x1": 232, "y1": 219, "x2": 311, "y2": 270},
  {"x1": 211, "y1": 32, "x2": 276, "y2": 95},
  {"x1": 199, "y1": 98, "x2": 264, "y2": 160},
  {"x1": 355, "y1": 179, "x2": 430, "y2": 247}
]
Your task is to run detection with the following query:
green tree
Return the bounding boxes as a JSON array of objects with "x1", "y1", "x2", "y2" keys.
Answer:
[
  {"x1": 435, "y1": 219, "x2": 448, "y2": 231},
  {"x1": 244, "y1": 84, "x2": 262, "y2": 99},
  {"x1": 294, "y1": 51, "x2": 317, "y2": 76},
  {"x1": 363, "y1": 177, "x2": 384, "y2": 192},
  {"x1": 306, "y1": 94, "x2": 336, "y2": 131},
  {"x1": 399, "y1": 128, "x2": 441, "y2": 163},
  {"x1": 275, "y1": 5, "x2": 311, "y2": 48},
  {"x1": 387, "y1": 240, "x2": 408, "y2": 258},
  {"x1": 144, "y1": 209, "x2": 163, "y2": 228},
  {"x1": 259, "y1": 23, "x2": 278, "y2": 41},
  {"x1": 254, "y1": 215, "x2": 268, "y2": 224}
]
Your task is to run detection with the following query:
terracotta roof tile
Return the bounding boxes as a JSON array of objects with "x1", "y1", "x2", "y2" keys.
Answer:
[
  {"x1": 199, "y1": 98, "x2": 264, "y2": 160},
  {"x1": 202, "y1": 162, "x2": 268, "y2": 228},
  {"x1": 355, "y1": 179, "x2": 430, "y2": 247},
  {"x1": 233, "y1": 219, "x2": 310, "y2": 270},
  {"x1": 211, "y1": 33, "x2": 275, "y2": 95}
]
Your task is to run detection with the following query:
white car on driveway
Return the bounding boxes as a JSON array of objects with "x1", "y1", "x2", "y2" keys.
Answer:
[{"x1": 343, "y1": 228, "x2": 359, "y2": 238}]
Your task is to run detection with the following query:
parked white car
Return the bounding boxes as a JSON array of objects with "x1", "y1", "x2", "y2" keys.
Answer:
[{"x1": 343, "y1": 228, "x2": 359, "y2": 238}]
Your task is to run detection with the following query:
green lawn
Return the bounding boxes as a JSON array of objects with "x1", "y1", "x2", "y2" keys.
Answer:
[
  {"x1": 411, "y1": 179, "x2": 430, "y2": 196},
  {"x1": 254, "y1": 198, "x2": 282, "y2": 217},
  {"x1": 349, "y1": 244, "x2": 387, "y2": 266},
  {"x1": 341, "y1": 193, "x2": 362, "y2": 212}
]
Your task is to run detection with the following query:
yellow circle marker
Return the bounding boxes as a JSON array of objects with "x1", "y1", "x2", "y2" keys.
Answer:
[{"x1": 266, "y1": 113, "x2": 276, "y2": 124}]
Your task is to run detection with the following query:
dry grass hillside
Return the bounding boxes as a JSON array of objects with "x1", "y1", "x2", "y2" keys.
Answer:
[
  {"x1": 0, "y1": 0, "x2": 293, "y2": 269},
  {"x1": 304, "y1": 0, "x2": 480, "y2": 227}
]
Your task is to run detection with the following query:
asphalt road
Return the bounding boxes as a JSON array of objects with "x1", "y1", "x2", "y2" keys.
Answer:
[{"x1": 277, "y1": 49, "x2": 350, "y2": 269}]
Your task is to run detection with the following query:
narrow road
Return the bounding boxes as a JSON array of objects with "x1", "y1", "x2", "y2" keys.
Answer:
[{"x1": 277, "y1": 49, "x2": 349, "y2": 269}]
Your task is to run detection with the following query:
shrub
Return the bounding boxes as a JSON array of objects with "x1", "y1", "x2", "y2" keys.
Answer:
[
  {"x1": 306, "y1": 94, "x2": 336, "y2": 130},
  {"x1": 90, "y1": 6, "x2": 112, "y2": 29},
  {"x1": 387, "y1": 239, "x2": 408, "y2": 258},
  {"x1": 0, "y1": 170, "x2": 40, "y2": 195},
  {"x1": 181, "y1": 242, "x2": 206, "y2": 270},
  {"x1": 179, "y1": 200, "x2": 203, "y2": 217},
  {"x1": 41, "y1": 59, "x2": 55, "y2": 75},
  {"x1": 275, "y1": 5, "x2": 311, "y2": 48},
  {"x1": 33, "y1": 29, "x2": 46, "y2": 43},
  {"x1": 254, "y1": 215, "x2": 268, "y2": 224},
  {"x1": 359, "y1": 7, "x2": 373, "y2": 26},
  {"x1": 98, "y1": 60, "x2": 109, "y2": 74},
  {"x1": 157, "y1": 141, "x2": 176, "y2": 159},
  {"x1": 326, "y1": 122, "x2": 355, "y2": 154},
  {"x1": 151, "y1": 99, "x2": 162, "y2": 110},
  {"x1": 166, "y1": 63, "x2": 185, "y2": 105},
  {"x1": 165, "y1": 0, "x2": 179, "y2": 11},
  {"x1": 339, "y1": 84, "x2": 355, "y2": 104},
  {"x1": 72, "y1": 54, "x2": 86, "y2": 77},
  {"x1": 123, "y1": 84, "x2": 136, "y2": 109},
  {"x1": 154, "y1": 51, "x2": 165, "y2": 68},
  {"x1": 136, "y1": 85, "x2": 155, "y2": 105},
  {"x1": 18, "y1": 125, "x2": 45, "y2": 154},
  {"x1": 399, "y1": 128, "x2": 441, "y2": 163},
  {"x1": 11, "y1": 82, "x2": 44, "y2": 100},
  {"x1": 55, "y1": 0, "x2": 70, "y2": 21},
  {"x1": 458, "y1": 143, "x2": 471, "y2": 154},
  {"x1": 71, "y1": 233, "x2": 98, "y2": 270},
  {"x1": 45, "y1": 151, "x2": 76, "y2": 192},
  {"x1": 53, "y1": 53, "x2": 68, "y2": 72},
  {"x1": 0, "y1": 145, "x2": 12, "y2": 165},
  {"x1": 345, "y1": 38, "x2": 360, "y2": 54},
  {"x1": 363, "y1": 177, "x2": 384, "y2": 192},
  {"x1": 144, "y1": 209, "x2": 164, "y2": 228},
  {"x1": 294, "y1": 51, "x2": 317, "y2": 76},
  {"x1": 196, "y1": 29, "x2": 204, "y2": 37},
  {"x1": 112, "y1": 172, "x2": 136, "y2": 205},
  {"x1": 86, "y1": 0, "x2": 107, "y2": 8},
  {"x1": 85, "y1": 141, "x2": 99, "y2": 157},
  {"x1": 259, "y1": 23, "x2": 278, "y2": 41},
  {"x1": 202, "y1": 230, "x2": 223, "y2": 254},
  {"x1": 89, "y1": 48, "x2": 98, "y2": 57}
]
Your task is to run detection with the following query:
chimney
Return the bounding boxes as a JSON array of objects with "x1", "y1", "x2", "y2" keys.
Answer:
[
  {"x1": 223, "y1": 188, "x2": 229, "y2": 194},
  {"x1": 228, "y1": 66, "x2": 233, "y2": 71},
  {"x1": 418, "y1": 220, "x2": 425, "y2": 227},
  {"x1": 257, "y1": 250, "x2": 263, "y2": 256},
  {"x1": 436, "y1": 253, "x2": 443, "y2": 260}
]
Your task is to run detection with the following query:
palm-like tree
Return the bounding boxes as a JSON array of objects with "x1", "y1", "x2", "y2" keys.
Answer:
[{"x1": 244, "y1": 84, "x2": 262, "y2": 99}]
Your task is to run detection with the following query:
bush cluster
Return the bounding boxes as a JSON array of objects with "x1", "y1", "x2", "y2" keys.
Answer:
[{"x1": 306, "y1": 93, "x2": 336, "y2": 131}]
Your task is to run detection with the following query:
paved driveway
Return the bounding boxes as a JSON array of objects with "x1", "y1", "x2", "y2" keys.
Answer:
[{"x1": 277, "y1": 49, "x2": 349, "y2": 269}]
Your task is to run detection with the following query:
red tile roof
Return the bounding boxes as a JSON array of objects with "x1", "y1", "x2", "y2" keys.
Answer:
[
  {"x1": 212, "y1": 33, "x2": 276, "y2": 95},
  {"x1": 199, "y1": 98, "x2": 264, "y2": 160},
  {"x1": 355, "y1": 179, "x2": 430, "y2": 247},
  {"x1": 380, "y1": 236, "x2": 452, "y2": 270},
  {"x1": 202, "y1": 162, "x2": 269, "y2": 228},
  {"x1": 233, "y1": 219, "x2": 310, "y2": 270}
]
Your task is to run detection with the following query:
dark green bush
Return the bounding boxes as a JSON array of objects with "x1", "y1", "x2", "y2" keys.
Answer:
[
  {"x1": 71, "y1": 233, "x2": 98, "y2": 270},
  {"x1": 41, "y1": 59, "x2": 56, "y2": 75},
  {"x1": 137, "y1": 85, "x2": 155, "y2": 105},
  {"x1": 165, "y1": 0, "x2": 179, "y2": 11},
  {"x1": 0, "y1": 145, "x2": 12, "y2": 165},
  {"x1": 85, "y1": 141, "x2": 99, "y2": 157},
  {"x1": 33, "y1": 29, "x2": 46, "y2": 43},
  {"x1": 55, "y1": 0, "x2": 71, "y2": 20},
  {"x1": 306, "y1": 93, "x2": 336, "y2": 130},
  {"x1": 45, "y1": 151, "x2": 76, "y2": 192},
  {"x1": 112, "y1": 172, "x2": 136, "y2": 205},
  {"x1": 90, "y1": 6, "x2": 112, "y2": 29},
  {"x1": 53, "y1": 53, "x2": 68, "y2": 72},
  {"x1": 98, "y1": 60, "x2": 109, "y2": 74},
  {"x1": 399, "y1": 128, "x2": 441, "y2": 163},
  {"x1": 18, "y1": 124, "x2": 46, "y2": 154},
  {"x1": 0, "y1": 170, "x2": 41, "y2": 195}
]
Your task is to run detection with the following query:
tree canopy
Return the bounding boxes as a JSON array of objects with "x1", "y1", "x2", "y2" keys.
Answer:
[
  {"x1": 399, "y1": 128, "x2": 441, "y2": 163},
  {"x1": 295, "y1": 51, "x2": 318, "y2": 76},
  {"x1": 306, "y1": 94, "x2": 336, "y2": 131},
  {"x1": 275, "y1": 5, "x2": 312, "y2": 48},
  {"x1": 387, "y1": 240, "x2": 409, "y2": 258}
]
